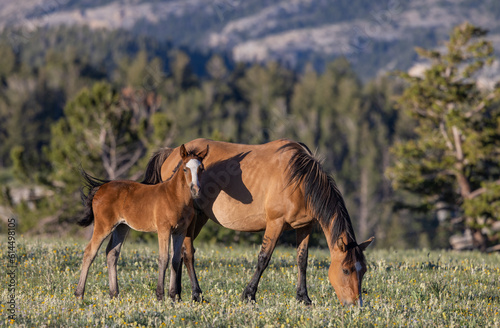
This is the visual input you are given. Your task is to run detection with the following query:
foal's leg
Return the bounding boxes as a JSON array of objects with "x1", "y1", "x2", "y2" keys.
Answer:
[
  {"x1": 156, "y1": 229, "x2": 171, "y2": 301},
  {"x1": 169, "y1": 233, "x2": 187, "y2": 301},
  {"x1": 106, "y1": 224, "x2": 130, "y2": 298},
  {"x1": 75, "y1": 222, "x2": 113, "y2": 299},
  {"x1": 242, "y1": 220, "x2": 284, "y2": 302},
  {"x1": 174, "y1": 213, "x2": 208, "y2": 302},
  {"x1": 296, "y1": 224, "x2": 313, "y2": 305}
]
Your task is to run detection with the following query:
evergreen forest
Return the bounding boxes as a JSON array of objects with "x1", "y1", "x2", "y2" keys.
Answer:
[{"x1": 0, "y1": 23, "x2": 498, "y2": 251}]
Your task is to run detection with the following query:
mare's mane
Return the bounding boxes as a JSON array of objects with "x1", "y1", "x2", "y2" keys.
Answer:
[
  {"x1": 279, "y1": 142, "x2": 365, "y2": 266},
  {"x1": 142, "y1": 148, "x2": 174, "y2": 184},
  {"x1": 142, "y1": 147, "x2": 202, "y2": 183}
]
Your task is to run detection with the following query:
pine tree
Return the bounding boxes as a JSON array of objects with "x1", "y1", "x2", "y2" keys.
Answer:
[
  {"x1": 46, "y1": 82, "x2": 172, "y2": 220},
  {"x1": 387, "y1": 23, "x2": 500, "y2": 250}
]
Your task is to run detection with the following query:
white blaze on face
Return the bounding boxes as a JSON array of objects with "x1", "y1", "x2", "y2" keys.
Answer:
[
  {"x1": 355, "y1": 261, "x2": 363, "y2": 306},
  {"x1": 186, "y1": 159, "x2": 202, "y2": 187}
]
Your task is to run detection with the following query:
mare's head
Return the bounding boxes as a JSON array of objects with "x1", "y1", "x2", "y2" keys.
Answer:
[
  {"x1": 180, "y1": 144, "x2": 209, "y2": 199},
  {"x1": 329, "y1": 235, "x2": 374, "y2": 306}
]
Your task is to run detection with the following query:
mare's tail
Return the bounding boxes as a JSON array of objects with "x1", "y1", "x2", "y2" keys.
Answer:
[
  {"x1": 79, "y1": 169, "x2": 109, "y2": 227},
  {"x1": 141, "y1": 147, "x2": 174, "y2": 185}
]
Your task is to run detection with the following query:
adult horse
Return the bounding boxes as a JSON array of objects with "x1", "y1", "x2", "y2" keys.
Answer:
[
  {"x1": 143, "y1": 138, "x2": 374, "y2": 305},
  {"x1": 75, "y1": 145, "x2": 208, "y2": 301}
]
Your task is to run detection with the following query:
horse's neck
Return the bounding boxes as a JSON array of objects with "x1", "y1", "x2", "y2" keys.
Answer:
[
  {"x1": 319, "y1": 221, "x2": 343, "y2": 258},
  {"x1": 161, "y1": 167, "x2": 191, "y2": 203}
]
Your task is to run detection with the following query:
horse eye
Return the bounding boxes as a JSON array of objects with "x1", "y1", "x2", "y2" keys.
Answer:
[
  {"x1": 183, "y1": 168, "x2": 187, "y2": 172},
  {"x1": 343, "y1": 269, "x2": 350, "y2": 275}
]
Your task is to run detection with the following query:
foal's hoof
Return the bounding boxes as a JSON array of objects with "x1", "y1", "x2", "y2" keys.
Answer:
[
  {"x1": 192, "y1": 293, "x2": 208, "y2": 303},
  {"x1": 169, "y1": 292, "x2": 182, "y2": 302},
  {"x1": 156, "y1": 292, "x2": 164, "y2": 301}
]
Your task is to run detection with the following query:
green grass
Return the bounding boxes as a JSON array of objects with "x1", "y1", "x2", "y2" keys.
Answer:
[{"x1": 1, "y1": 237, "x2": 499, "y2": 327}]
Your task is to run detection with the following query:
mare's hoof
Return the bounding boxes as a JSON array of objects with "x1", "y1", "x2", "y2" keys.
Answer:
[
  {"x1": 241, "y1": 288, "x2": 257, "y2": 303},
  {"x1": 74, "y1": 292, "x2": 84, "y2": 300},
  {"x1": 296, "y1": 294, "x2": 312, "y2": 306}
]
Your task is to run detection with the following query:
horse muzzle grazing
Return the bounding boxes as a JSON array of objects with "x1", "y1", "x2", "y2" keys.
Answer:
[{"x1": 339, "y1": 293, "x2": 362, "y2": 307}]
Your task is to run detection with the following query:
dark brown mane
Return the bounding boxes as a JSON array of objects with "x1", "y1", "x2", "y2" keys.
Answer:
[
  {"x1": 183, "y1": 147, "x2": 202, "y2": 158},
  {"x1": 142, "y1": 147, "x2": 174, "y2": 184},
  {"x1": 164, "y1": 160, "x2": 183, "y2": 182},
  {"x1": 279, "y1": 142, "x2": 364, "y2": 265},
  {"x1": 142, "y1": 147, "x2": 204, "y2": 184},
  {"x1": 152, "y1": 147, "x2": 206, "y2": 182}
]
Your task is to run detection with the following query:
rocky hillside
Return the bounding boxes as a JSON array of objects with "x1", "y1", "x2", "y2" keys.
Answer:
[{"x1": 2, "y1": 0, "x2": 500, "y2": 78}]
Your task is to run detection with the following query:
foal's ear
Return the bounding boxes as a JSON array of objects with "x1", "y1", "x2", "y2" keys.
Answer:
[
  {"x1": 180, "y1": 144, "x2": 188, "y2": 159},
  {"x1": 358, "y1": 236, "x2": 375, "y2": 251},
  {"x1": 336, "y1": 238, "x2": 347, "y2": 252},
  {"x1": 197, "y1": 145, "x2": 209, "y2": 160}
]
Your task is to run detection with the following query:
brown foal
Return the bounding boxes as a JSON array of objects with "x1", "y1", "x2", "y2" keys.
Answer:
[{"x1": 75, "y1": 144, "x2": 208, "y2": 301}]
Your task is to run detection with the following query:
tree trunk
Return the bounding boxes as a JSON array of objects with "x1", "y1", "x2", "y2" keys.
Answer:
[
  {"x1": 472, "y1": 230, "x2": 487, "y2": 252},
  {"x1": 358, "y1": 166, "x2": 369, "y2": 240}
]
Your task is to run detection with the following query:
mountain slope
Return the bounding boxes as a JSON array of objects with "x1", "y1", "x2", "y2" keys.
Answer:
[{"x1": 2, "y1": 0, "x2": 500, "y2": 79}]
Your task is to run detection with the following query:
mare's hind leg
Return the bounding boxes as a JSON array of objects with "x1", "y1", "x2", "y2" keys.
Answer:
[
  {"x1": 296, "y1": 224, "x2": 313, "y2": 305},
  {"x1": 242, "y1": 220, "x2": 283, "y2": 302},
  {"x1": 156, "y1": 229, "x2": 171, "y2": 301},
  {"x1": 75, "y1": 222, "x2": 113, "y2": 299},
  {"x1": 106, "y1": 224, "x2": 130, "y2": 298}
]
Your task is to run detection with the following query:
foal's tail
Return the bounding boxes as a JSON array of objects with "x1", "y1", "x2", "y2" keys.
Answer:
[
  {"x1": 79, "y1": 169, "x2": 109, "y2": 227},
  {"x1": 141, "y1": 147, "x2": 174, "y2": 185}
]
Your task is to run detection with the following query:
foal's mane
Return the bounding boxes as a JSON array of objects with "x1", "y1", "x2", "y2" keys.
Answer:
[
  {"x1": 279, "y1": 142, "x2": 365, "y2": 266},
  {"x1": 164, "y1": 147, "x2": 203, "y2": 182},
  {"x1": 142, "y1": 147, "x2": 201, "y2": 183}
]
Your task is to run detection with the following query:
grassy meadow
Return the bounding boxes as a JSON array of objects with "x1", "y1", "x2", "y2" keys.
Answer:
[{"x1": 1, "y1": 237, "x2": 499, "y2": 327}]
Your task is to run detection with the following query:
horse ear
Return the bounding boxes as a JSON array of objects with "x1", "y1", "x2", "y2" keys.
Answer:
[
  {"x1": 180, "y1": 144, "x2": 188, "y2": 159},
  {"x1": 197, "y1": 145, "x2": 209, "y2": 160},
  {"x1": 358, "y1": 236, "x2": 375, "y2": 251},
  {"x1": 336, "y1": 238, "x2": 346, "y2": 252}
]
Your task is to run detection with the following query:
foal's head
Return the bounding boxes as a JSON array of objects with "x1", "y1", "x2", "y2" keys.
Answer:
[
  {"x1": 329, "y1": 236, "x2": 374, "y2": 306},
  {"x1": 180, "y1": 144, "x2": 209, "y2": 199}
]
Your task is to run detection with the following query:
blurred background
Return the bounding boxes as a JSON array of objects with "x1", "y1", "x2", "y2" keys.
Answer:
[{"x1": 0, "y1": 0, "x2": 499, "y2": 251}]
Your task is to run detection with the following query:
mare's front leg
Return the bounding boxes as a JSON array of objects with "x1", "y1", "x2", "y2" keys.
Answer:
[
  {"x1": 106, "y1": 224, "x2": 130, "y2": 298},
  {"x1": 182, "y1": 235, "x2": 203, "y2": 302},
  {"x1": 156, "y1": 229, "x2": 171, "y2": 301},
  {"x1": 173, "y1": 212, "x2": 208, "y2": 302},
  {"x1": 296, "y1": 224, "x2": 313, "y2": 305},
  {"x1": 242, "y1": 219, "x2": 283, "y2": 302}
]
